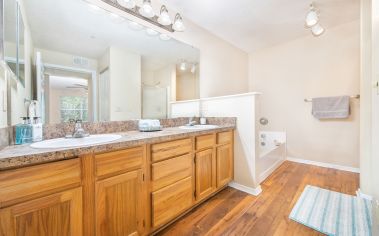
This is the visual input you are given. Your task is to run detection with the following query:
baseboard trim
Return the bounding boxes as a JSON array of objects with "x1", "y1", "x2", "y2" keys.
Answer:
[
  {"x1": 228, "y1": 182, "x2": 262, "y2": 196},
  {"x1": 287, "y1": 157, "x2": 360, "y2": 173},
  {"x1": 259, "y1": 158, "x2": 285, "y2": 184}
]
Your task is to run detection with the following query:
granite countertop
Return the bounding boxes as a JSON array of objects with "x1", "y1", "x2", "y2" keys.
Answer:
[{"x1": 0, "y1": 125, "x2": 235, "y2": 171}]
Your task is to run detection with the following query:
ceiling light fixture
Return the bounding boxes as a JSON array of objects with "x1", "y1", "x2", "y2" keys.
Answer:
[
  {"x1": 139, "y1": 0, "x2": 155, "y2": 18},
  {"x1": 116, "y1": 0, "x2": 136, "y2": 9},
  {"x1": 180, "y1": 61, "x2": 187, "y2": 71},
  {"x1": 158, "y1": 5, "x2": 171, "y2": 26},
  {"x1": 173, "y1": 13, "x2": 185, "y2": 32},
  {"x1": 305, "y1": 4, "x2": 319, "y2": 27},
  {"x1": 305, "y1": 3, "x2": 325, "y2": 37},
  {"x1": 311, "y1": 24, "x2": 325, "y2": 36}
]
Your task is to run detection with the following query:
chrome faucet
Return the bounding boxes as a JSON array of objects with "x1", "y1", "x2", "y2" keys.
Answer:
[
  {"x1": 67, "y1": 119, "x2": 89, "y2": 138},
  {"x1": 187, "y1": 116, "x2": 197, "y2": 126}
]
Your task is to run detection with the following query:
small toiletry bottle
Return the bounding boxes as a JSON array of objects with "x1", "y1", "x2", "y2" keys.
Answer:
[
  {"x1": 32, "y1": 117, "x2": 43, "y2": 142},
  {"x1": 200, "y1": 117, "x2": 207, "y2": 125},
  {"x1": 15, "y1": 117, "x2": 33, "y2": 145}
]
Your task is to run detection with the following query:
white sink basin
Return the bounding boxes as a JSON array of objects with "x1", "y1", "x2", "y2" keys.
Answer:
[
  {"x1": 178, "y1": 125, "x2": 219, "y2": 130},
  {"x1": 30, "y1": 134, "x2": 122, "y2": 149}
]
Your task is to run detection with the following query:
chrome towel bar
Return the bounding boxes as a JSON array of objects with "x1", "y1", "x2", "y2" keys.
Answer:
[{"x1": 304, "y1": 95, "x2": 360, "y2": 102}]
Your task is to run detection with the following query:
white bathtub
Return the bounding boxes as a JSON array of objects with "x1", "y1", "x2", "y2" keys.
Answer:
[{"x1": 257, "y1": 131, "x2": 287, "y2": 183}]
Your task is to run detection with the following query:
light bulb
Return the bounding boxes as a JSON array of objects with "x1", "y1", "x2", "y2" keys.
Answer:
[
  {"x1": 117, "y1": 0, "x2": 136, "y2": 9},
  {"x1": 158, "y1": 5, "x2": 171, "y2": 26},
  {"x1": 173, "y1": 13, "x2": 185, "y2": 32},
  {"x1": 180, "y1": 62, "x2": 186, "y2": 71},
  {"x1": 139, "y1": 0, "x2": 155, "y2": 18},
  {"x1": 311, "y1": 24, "x2": 325, "y2": 36},
  {"x1": 306, "y1": 10, "x2": 319, "y2": 28},
  {"x1": 159, "y1": 34, "x2": 171, "y2": 41},
  {"x1": 129, "y1": 21, "x2": 144, "y2": 31},
  {"x1": 191, "y1": 64, "x2": 196, "y2": 74}
]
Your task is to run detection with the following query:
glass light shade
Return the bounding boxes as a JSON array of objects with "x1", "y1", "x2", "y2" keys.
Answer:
[
  {"x1": 139, "y1": 0, "x2": 155, "y2": 18},
  {"x1": 146, "y1": 28, "x2": 159, "y2": 36},
  {"x1": 191, "y1": 64, "x2": 196, "y2": 74},
  {"x1": 180, "y1": 62, "x2": 186, "y2": 71},
  {"x1": 129, "y1": 21, "x2": 144, "y2": 31},
  {"x1": 117, "y1": 0, "x2": 136, "y2": 9},
  {"x1": 305, "y1": 10, "x2": 319, "y2": 27},
  {"x1": 158, "y1": 6, "x2": 171, "y2": 25},
  {"x1": 159, "y1": 34, "x2": 171, "y2": 41},
  {"x1": 109, "y1": 13, "x2": 125, "y2": 24},
  {"x1": 311, "y1": 24, "x2": 325, "y2": 36},
  {"x1": 173, "y1": 14, "x2": 185, "y2": 32}
]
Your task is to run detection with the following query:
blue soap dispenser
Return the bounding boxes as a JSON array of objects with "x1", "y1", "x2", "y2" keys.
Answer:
[{"x1": 15, "y1": 117, "x2": 33, "y2": 145}]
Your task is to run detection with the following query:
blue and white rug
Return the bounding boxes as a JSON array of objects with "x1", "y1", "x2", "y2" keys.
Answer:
[{"x1": 289, "y1": 185, "x2": 372, "y2": 236}]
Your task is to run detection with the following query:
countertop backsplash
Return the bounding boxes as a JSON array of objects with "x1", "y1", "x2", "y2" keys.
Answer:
[{"x1": 4, "y1": 117, "x2": 236, "y2": 146}]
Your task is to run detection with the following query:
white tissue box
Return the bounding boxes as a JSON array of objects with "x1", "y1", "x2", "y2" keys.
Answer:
[{"x1": 138, "y1": 119, "x2": 162, "y2": 132}]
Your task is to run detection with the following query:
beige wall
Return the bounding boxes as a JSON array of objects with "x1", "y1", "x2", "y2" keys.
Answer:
[
  {"x1": 249, "y1": 21, "x2": 360, "y2": 168},
  {"x1": 176, "y1": 70, "x2": 199, "y2": 101}
]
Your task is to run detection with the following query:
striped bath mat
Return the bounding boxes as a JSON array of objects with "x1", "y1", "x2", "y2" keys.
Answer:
[{"x1": 290, "y1": 185, "x2": 372, "y2": 236}]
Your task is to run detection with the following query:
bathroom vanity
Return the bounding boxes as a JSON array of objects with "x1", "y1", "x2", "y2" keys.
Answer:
[{"x1": 0, "y1": 126, "x2": 234, "y2": 235}]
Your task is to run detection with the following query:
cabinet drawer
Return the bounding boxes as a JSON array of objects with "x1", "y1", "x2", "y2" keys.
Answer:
[
  {"x1": 217, "y1": 131, "x2": 233, "y2": 145},
  {"x1": 95, "y1": 146, "x2": 144, "y2": 178},
  {"x1": 152, "y1": 177, "x2": 193, "y2": 228},
  {"x1": 196, "y1": 134, "x2": 215, "y2": 150},
  {"x1": 151, "y1": 139, "x2": 192, "y2": 162},
  {"x1": 0, "y1": 159, "x2": 81, "y2": 208},
  {"x1": 151, "y1": 154, "x2": 192, "y2": 191}
]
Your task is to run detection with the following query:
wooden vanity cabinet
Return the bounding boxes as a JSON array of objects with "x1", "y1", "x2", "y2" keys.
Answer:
[
  {"x1": 0, "y1": 129, "x2": 234, "y2": 236},
  {"x1": 0, "y1": 159, "x2": 83, "y2": 236}
]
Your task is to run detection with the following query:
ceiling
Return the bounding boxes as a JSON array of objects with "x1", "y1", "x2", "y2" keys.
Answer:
[
  {"x1": 49, "y1": 76, "x2": 88, "y2": 90},
  {"x1": 23, "y1": 0, "x2": 199, "y2": 71},
  {"x1": 162, "y1": 0, "x2": 360, "y2": 52}
]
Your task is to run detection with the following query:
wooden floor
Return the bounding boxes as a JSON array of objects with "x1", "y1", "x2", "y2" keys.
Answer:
[{"x1": 158, "y1": 161, "x2": 359, "y2": 236}]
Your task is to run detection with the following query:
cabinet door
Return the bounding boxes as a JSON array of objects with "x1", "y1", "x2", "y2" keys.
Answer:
[
  {"x1": 0, "y1": 187, "x2": 82, "y2": 236},
  {"x1": 96, "y1": 170, "x2": 144, "y2": 236},
  {"x1": 216, "y1": 144, "x2": 233, "y2": 187},
  {"x1": 195, "y1": 149, "x2": 215, "y2": 200}
]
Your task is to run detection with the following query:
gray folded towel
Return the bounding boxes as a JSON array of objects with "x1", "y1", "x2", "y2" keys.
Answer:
[{"x1": 312, "y1": 96, "x2": 350, "y2": 119}]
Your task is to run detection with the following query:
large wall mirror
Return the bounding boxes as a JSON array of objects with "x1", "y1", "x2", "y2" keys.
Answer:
[{"x1": 1, "y1": 0, "x2": 200, "y2": 126}]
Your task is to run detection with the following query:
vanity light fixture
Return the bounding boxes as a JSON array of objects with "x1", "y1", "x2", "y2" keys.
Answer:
[
  {"x1": 191, "y1": 64, "x2": 196, "y2": 74},
  {"x1": 159, "y1": 34, "x2": 171, "y2": 41},
  {"x1": 173, "y1": 13, "x2": 185, "y2": 32},
  {"x1": 116, "y1": 0, "x2": 136, "y2": 9},
  {"x1": 139, "y1": 0, "x2": 155, "y2": 18},
  {"x1": 89, "y1": 0, "x2": 185, "y2": 33},
  {"x1": 158, "y1": 5, "x2": 171, "y2": 26}
]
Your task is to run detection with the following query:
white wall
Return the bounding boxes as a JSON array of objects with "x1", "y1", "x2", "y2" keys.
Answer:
[
  {"x1": 249, "y1": 21, "x2": 360, "y2": 168},
  {"x1": 361, "y1": 0, "x2": 379, "y2": 232},
  {"x1": 108, "y1": 47, "x2": 141, "y2": 120},
  {"x1": 92, "y1": 0, "x2": 250, "y2": 99},
  {"x1": 0, "y1": 66, "x2": 7, "y2": 128}
]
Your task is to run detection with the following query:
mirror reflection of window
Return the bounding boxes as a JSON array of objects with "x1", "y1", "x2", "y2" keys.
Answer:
[{"x1": 60, "y1": 96, "x2": 88, "y2": 122}]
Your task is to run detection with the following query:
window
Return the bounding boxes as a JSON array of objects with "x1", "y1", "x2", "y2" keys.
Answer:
[{"x1": 60, "y1": 96, "x2": 88, "y2": 122}]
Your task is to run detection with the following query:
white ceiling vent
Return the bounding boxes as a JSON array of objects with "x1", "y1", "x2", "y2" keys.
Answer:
[{"x1": 73, "y1": 56, "x2": 89, "y2": 67}]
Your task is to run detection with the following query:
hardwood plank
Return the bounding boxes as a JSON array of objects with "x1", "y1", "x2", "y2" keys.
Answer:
[{"x1": 159, "y1": 161, "x2": 359, "y2": 236}]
